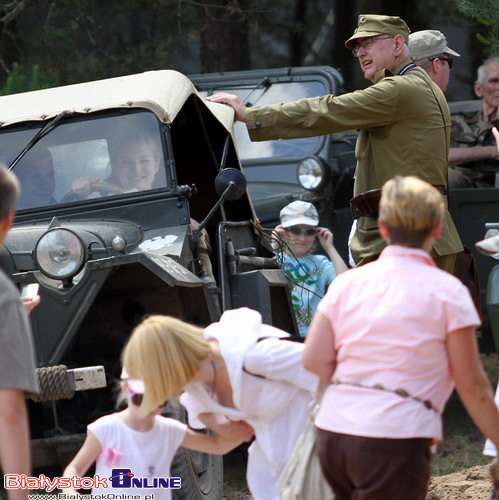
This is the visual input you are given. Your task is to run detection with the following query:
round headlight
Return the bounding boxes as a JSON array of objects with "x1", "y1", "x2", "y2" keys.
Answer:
[
  {"x1": 35, "y1": 228, "x2": 86, "y2": 280},
  {"x1": 297, "y1": 156, "x2": 327, "y2": 191}
]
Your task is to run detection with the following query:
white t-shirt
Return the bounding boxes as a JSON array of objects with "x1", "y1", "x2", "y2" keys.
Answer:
[{"x1": 89, "y1": 412, "x2": 187, "y2": 500}]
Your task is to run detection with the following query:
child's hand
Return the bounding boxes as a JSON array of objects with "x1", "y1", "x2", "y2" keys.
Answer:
[
  {"x1": 317, "y1": 227, "x2": 333, "y2": 250},
  {"x1": 271, "y1": 224, "x2": 286, "y2": 251},
  {"x1": 21, "y1": 295, "x2": 40, "y2": 315},
  {"x1": 272, "y1": 224, "x2": 286, "y2": 239},
  {"x1": 199, "y1": 412, "x2": 254, "y2": 442},
  {"x1": 216, "y1": 418, "x2": 254, "y2": 442},
  {"x1": 71, "y1": 177, "x2": 100, "y2": 198}
]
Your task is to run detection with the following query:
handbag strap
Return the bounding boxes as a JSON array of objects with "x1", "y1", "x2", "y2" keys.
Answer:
[
  {"x1": 310, "y1": 379, "x2": 330, "y2": 419},
  {"x1": 242, "y1": 335, "x2": 303, "y2": 378}
]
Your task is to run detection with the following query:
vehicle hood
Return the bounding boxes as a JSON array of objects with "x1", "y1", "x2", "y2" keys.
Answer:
[{"x1": 0, "y1": 219, "x2": 190, "y2": 274}]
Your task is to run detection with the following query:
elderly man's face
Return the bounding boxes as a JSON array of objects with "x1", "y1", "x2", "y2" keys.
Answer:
[
  {"x1": 475, "y1": 61, "x2": 499, "y2": 113},
  {"x1": 353, "y1": 35, "x2": 397, "y2": 82}
]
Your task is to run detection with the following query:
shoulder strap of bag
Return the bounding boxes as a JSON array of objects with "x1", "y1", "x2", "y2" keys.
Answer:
[{"x1": 242, "y1": 335, "x2": 302, "y2": 378}]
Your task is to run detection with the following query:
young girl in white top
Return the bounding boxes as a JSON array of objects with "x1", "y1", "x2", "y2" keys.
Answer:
[
  {"x1": 62, "y1": 368, "x2": 250, "y2": 500},
  {"x1": 121, "y1": 308, "x2": 318, "y2": 500}
]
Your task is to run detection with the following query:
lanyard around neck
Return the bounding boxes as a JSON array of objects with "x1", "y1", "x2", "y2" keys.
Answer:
[{"x1": 397, "y1": 62, "x2": 416, "y2": 75}]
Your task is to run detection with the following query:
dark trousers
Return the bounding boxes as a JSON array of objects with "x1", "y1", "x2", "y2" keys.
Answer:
[{"x1": 316, "y1": 428, "x2": 432, "y2": 500}]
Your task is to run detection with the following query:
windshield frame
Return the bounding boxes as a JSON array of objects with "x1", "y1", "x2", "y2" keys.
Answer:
[{"x1": 197, "y1": 75, "x2": 330, "y2": 162}]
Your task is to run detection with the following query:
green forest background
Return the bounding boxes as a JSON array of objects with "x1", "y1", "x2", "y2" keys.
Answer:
[{"x1": 0, "y1": 0, "x2": 497, "y2": 99}]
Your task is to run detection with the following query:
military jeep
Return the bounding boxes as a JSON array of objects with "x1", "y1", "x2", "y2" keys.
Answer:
[
  {"x1": 0, "y1": 69, "x2": 297, "y2": 498},
  {"x1": 191, "y1": 66, "x2": 499, "y2": 354},
  {"x1": 190, "y1": 66, "x2": 358, "y2": 262}
]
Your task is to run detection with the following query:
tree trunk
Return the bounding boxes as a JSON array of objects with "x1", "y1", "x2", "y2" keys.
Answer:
[
  {"x1": 330, "y1": 0, "x2": 357, "y2": 92},
  {"x1": 198, "y1": 0, "x2": 250, "y2": 73},
  {"x1": 289, "y1": 0, "x2": 307, "y2": 66}
]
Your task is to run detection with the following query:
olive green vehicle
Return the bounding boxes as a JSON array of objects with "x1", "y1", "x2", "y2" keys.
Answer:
[
  {"x1": 0, "y1": 70, "x2": 298, "y2": 497},
  {"x1": 191, "y1": 66, "x2": 499, "y2": 354}
]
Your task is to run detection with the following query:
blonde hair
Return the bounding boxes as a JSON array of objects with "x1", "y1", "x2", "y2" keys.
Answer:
[
  {"x1": 122, "y1": 315, "x2": 211, "y2": 415},
  {"x1": 379, "y1": 176, "x2": 444, "y2": 247}
]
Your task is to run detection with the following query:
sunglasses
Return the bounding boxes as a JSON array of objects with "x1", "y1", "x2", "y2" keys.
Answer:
[
  {"x1": 124, "y1": 382, "x2": 168, "y2": 409},
  {"x1": 430, "y1": 56, "x2": 453, "y2": 69},
  {"x1": 287, "y1": 227, "x2": 317, "y2": 237}
]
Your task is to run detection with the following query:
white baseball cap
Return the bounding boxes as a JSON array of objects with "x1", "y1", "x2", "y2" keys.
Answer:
[
  {"x1": 409, "y1": 30, "x2": 460, "y2": 61},
  {"x1": 279, "y1": 201, "x2": 319, "y2": 228}
]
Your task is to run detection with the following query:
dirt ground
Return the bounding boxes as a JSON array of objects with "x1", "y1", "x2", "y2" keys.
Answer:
[
  {"x1": 427, "y1": 465, "x2": 495, "y2": 500},
  {"x1": 223, "y1": 457, "x2": 496, "y2": 500},
  {"x1": 223, "y1": 353, "x2": 499, "y2": 500}
]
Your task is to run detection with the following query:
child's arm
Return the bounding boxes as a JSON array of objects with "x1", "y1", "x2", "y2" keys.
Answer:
[
  {"x1": 198, "y1": 412, "x2": 254, "y2": 442},
  {"x1": 181, "y1": 427, "x2": 247, "y2": 455},
  {"x1": 317, "y1": 227, "x2": 348, "y2": 273},
  {"x1": 61, "y1": 431, "x2": 102, "y2": 494}
]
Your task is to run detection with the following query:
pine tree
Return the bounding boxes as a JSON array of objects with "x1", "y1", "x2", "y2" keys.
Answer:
[{"x1": 455, "y1": 0, "x2": 499, "y2": 53}]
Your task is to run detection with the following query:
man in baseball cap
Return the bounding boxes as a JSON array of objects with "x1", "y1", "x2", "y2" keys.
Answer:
[
  {"x1": 409, "y1": 29, "x2": 460, "y2": 91},
  {"x1": 345, "y1": 14, "x2": 411, "y2": 50},
  {"x1": 343, "y1": 14, "x2": 412, "y2": 83},
  {"x1": 207, "y1": 13, "x2": 463, "y2": 275}
]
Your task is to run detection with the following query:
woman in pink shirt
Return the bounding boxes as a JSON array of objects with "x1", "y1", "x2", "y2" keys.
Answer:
[{"x1": 302, "y1": 176, "x2": 499, "y2": 500}]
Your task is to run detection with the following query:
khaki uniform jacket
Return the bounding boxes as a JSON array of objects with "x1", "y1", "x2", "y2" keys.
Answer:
[{"x1": 245, "y1": 61, "x2": 463, "y2": 265}]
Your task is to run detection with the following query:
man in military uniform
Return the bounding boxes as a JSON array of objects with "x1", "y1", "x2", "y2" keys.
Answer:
[
  {"x1": 409, "y1": 29, "x2": 460, "y2": 92},
  {"x1": 448, "y1": 56, "x2": 499, "y2": 188},
  {"x1": 207, "y1": 14, "x2": 463, "y2": 273}
]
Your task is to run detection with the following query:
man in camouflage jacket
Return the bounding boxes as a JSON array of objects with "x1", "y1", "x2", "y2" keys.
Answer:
[{"x1": 448, "y1": 56, "x2": 499, "y2": 188}]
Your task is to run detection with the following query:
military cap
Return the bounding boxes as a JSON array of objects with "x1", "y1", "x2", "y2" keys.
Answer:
[
  {"x1": 409, "y1": 30, "x2": 460, "y2": 61},
  {"x1": 345, "y1": 14, "x2": 411, "y2": 50}
]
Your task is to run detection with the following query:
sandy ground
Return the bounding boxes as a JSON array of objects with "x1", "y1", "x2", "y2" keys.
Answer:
[
  {"x1": 223, "y1": 462, "x2": 497, "y2": 500},
  {"x1": 427, "y1": 465, "x2": 495, "y2": 500}
]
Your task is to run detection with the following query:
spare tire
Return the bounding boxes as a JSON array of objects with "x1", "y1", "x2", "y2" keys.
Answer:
[{"x1": 167, "y1": 401, "x2": 224, "y2": 500}]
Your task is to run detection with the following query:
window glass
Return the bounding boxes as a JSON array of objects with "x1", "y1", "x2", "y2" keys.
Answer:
[
  {"x1": 199, "y1": 80, "x2": 326, "y2": 160},
  {"x1": 1, "y1": 111, "x2": 168, "y2": 210}
]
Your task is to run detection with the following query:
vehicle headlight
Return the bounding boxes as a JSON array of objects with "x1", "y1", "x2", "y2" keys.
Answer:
[
  {"x1": 296, "y1": 156, "x2": 327, "y2": 191},
  {"x1": 35, "y1": 228, "x2": 86, "y2": 280}
]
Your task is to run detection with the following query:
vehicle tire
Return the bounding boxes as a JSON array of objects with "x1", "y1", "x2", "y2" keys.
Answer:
[{"x1": 167, "y1": 400, "x2": 224, "y2": 500}]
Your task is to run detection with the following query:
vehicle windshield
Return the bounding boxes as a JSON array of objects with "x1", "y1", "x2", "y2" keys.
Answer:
[
  {"x1": 2, "y1": 110, "x2": 169, "y2": 211},
  {"x1": 198, "y1": 80, "x2": 325, "y2": 160}
]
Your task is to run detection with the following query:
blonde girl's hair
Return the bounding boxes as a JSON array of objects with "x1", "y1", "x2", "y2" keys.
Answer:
[
  {"x1": 122, "y1": 315, "x2": 211, "y2": 415},
  {"x1": 379, "y1": 176, "x2": 444, "y2": 248}
]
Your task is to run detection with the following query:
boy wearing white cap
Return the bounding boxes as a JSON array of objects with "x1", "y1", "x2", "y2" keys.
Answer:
[
  {"x1": 273, "y1": 200, "x2": 347, "y2": 337},
  {"x1": 409, "y1": 29, "x2": 460, "y2": 92}
]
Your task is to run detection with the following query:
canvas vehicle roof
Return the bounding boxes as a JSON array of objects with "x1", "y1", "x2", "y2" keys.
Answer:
[{"x1": 0, "y1": 69, "x2": 236, "y2": 132}]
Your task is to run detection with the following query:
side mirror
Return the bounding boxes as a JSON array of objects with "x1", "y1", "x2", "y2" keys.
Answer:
[
  {"x1": 193, "y1": 169, "x2": 248, "y2": 242},
  {"x1": 215, "y1": 168, "x2": 247, "y2": 201}
]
